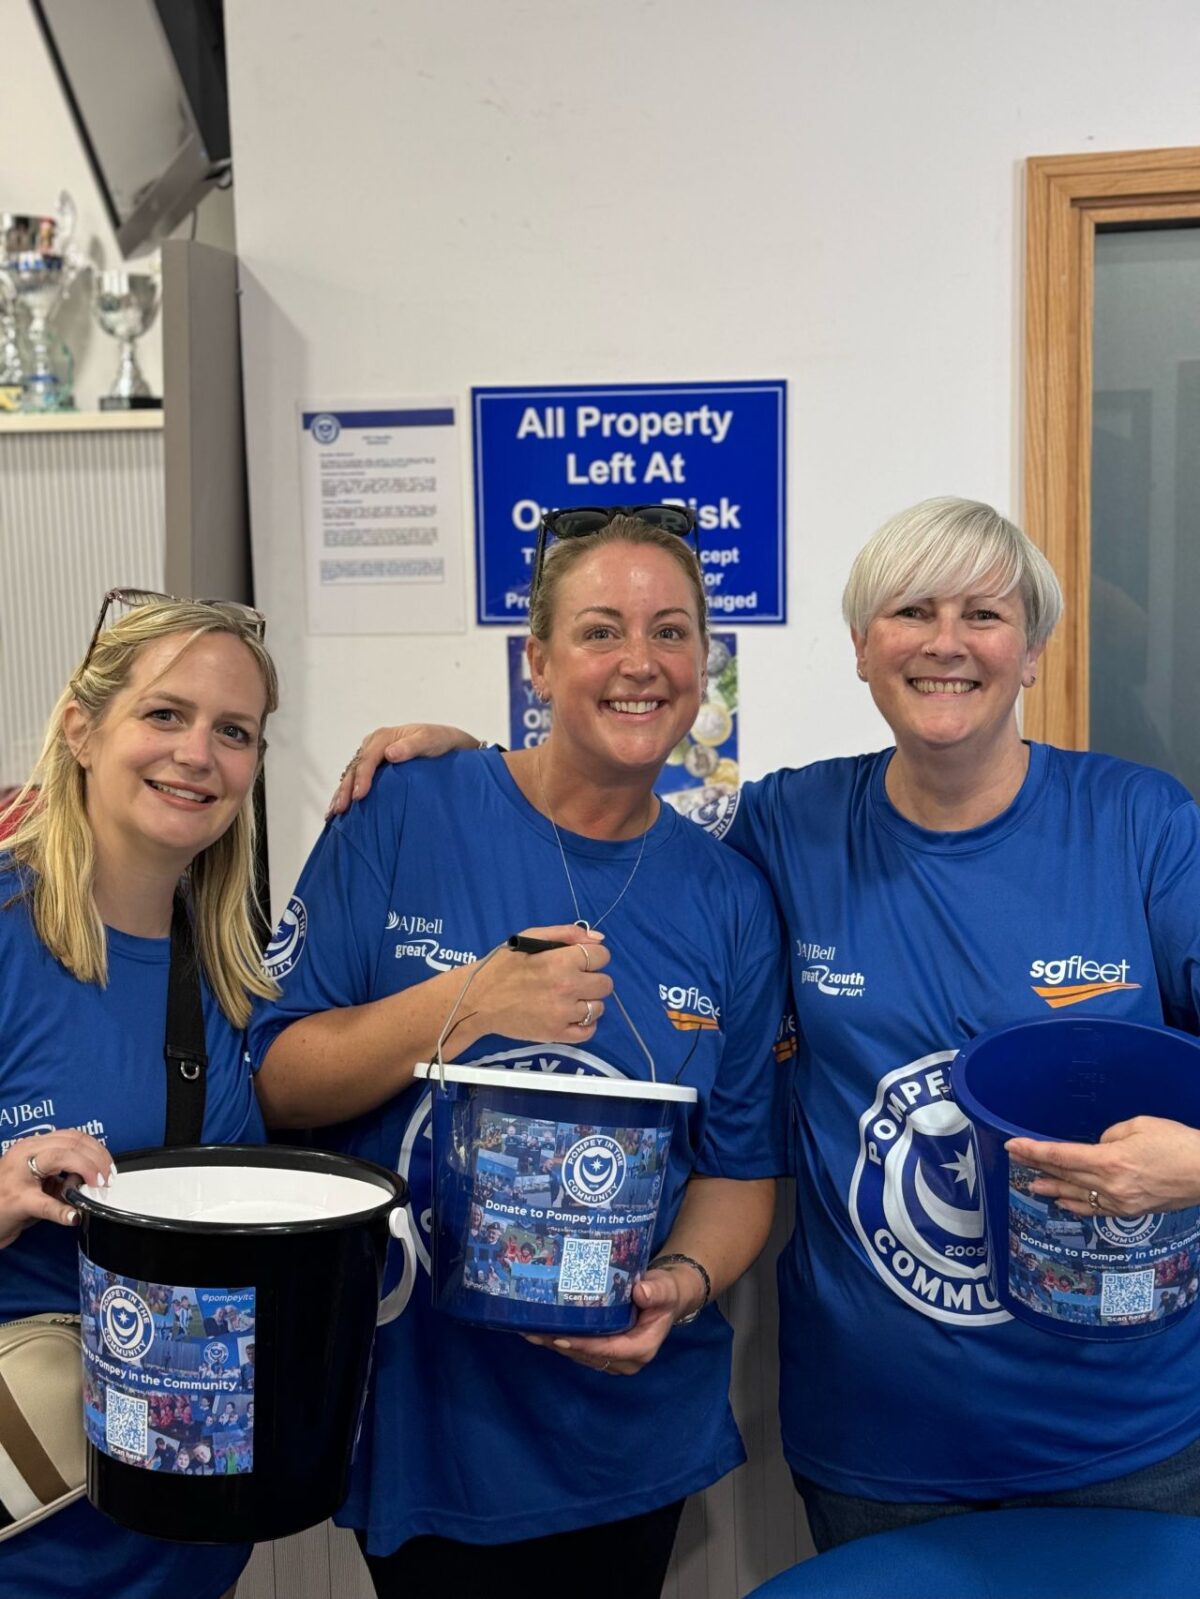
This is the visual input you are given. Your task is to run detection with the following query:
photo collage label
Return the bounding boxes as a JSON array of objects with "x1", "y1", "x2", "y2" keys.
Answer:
[
  {"x1": 80, "y1": 1252, "x2": 256, "y2": 1476},
  {"x1": 458, "y1": 1107, "x2": 672, "y2": 1309},
  {"x1": 1007, "y1": 1160, "x2": 1200, "y2": 1330}
]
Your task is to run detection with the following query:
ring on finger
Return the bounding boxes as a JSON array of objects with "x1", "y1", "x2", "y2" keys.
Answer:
[
  {"x1": 601, "y1": 1358, "x2": 612, "y2": 1373},
  {"x1": 27, "y1": 1152, "x2": 47, "y2": 1182},
  {"x1": 579, "y1": 945, "x2": 592, "y2": 973},
  {"x1": 1088, "y1": 1188, "x2": 1100, "y2": 1211},
  {"x1": 579, "y1": 999, "x2": 593, "y2": 1028}
]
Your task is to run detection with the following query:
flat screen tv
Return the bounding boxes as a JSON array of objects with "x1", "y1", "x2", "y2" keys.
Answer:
[{"x1": 30, "y1": 0, "x2": 231, "y2": 259}]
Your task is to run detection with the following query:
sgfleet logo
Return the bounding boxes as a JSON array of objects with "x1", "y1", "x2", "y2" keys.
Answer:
[
  {"x1": 380, "y1": 1042, "x2": 627, "y2": 1326},
  {"x1": 797, "y1": 941, "x2": 865, "y2": 999},
  {"x1": 774, "y1": 1011, "x2": 798, "y2": 1064},
  {"x1": 659, "y1": 982, "x2": 720, "y2": 1032},
  {"x1": 1029, "y1": 954, "x2": 1140, "y2": 1009},
  {"x1": 393, "y1": 937, "x2": 477, "y2": 972},
  {"x1": 849, "y1": 1050, "x2": 1009, "y2": 1327}
]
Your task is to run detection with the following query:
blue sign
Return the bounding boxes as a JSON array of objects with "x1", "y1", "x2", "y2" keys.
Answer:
[{"x1": 473, "y1": 381, "x2": 786, "y2": 624}]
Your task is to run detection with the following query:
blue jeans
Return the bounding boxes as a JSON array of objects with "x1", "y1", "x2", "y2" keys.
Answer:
[{"x1": 793, "y1": 1433, "x2": 1200, "y2": 1552}]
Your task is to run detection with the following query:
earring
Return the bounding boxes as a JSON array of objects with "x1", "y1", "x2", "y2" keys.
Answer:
[
  {"x1": 536, "y1": 687, "x2": 550, "y2": 704},
  {"x1": 856, "y1": 664, "x2": 867, "y2": 681}
]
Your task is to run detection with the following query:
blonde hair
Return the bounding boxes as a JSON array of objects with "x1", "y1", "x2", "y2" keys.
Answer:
[
  {"x1": 529, "y1": 515, "x2": 709, "y2": 645},
  {"x1": 2, "y1": 600, "x2": 280, "y2": 1028},
  {"x1": 842, "y1": 496, "x2": 1064, "y2": 650}
]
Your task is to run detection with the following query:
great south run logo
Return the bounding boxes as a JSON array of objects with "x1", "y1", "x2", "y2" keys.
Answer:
[
  {"x1": 797, "y1": 940, "x2": 865, "y2": 999},
  {"x1": 1029, "y1": 953, "x2": 1140, "y2": 1009},
  {"x1": 849, "y1": 1051, "x2": 1009, "y2": 1326}
]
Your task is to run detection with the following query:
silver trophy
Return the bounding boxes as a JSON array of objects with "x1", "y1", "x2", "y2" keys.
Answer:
[
  {"x1": 0, "y1": 192, "x2": 79, "y2": 412},
  {"x1": 0, "y1": 272, "x2": 22, "y2": 411},
  {"x1": 92, "y1": 270, "x2": 162, "y2": 410}
]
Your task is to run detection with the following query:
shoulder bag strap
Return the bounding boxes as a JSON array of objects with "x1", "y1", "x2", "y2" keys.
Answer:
[{"x1": 163, "y1": 894, "x2": 208, "y2": 1146}]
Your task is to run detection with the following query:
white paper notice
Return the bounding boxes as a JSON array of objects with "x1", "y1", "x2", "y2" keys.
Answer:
[{"x1": 297, "y1": 400, "x2": 465, "y2": 634}]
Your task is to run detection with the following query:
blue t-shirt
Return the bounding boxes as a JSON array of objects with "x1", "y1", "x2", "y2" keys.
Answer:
[
  {"x1": 249, "y1": 748, "x2": 790, "y2": 1553},
  {"x1": 0, "y1": 864, "x2": 262, "y2": 1599},
  {"x1": 724, "y1": 743, "x2": 1200, "y2": 1502}
]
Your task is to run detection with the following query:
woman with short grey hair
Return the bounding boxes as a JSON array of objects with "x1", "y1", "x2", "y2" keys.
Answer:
[{"x1": 741, "y1": 494, "x2": 1200, "y2": 1549}]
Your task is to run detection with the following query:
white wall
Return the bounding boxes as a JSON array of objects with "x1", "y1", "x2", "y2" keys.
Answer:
[{"x1": 222, "y1": 0, "x2": 1200, "y2": 902}]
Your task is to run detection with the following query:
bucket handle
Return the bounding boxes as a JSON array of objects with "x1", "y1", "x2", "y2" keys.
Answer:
[
  {"x1": 429, "y1": 938, "x2": 659, "y2": 1084},
  {"x1": 377, "y1": 1204, "x2": 418, "y2": 1326}
]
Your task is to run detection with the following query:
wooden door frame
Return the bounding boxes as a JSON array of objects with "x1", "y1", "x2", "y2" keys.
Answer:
[{"x1": 1022, "y1": 146, "x2": 1200, "y2": 746}]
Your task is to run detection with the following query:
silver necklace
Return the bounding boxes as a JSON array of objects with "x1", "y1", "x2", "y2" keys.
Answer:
[{"x1": 537, "y1": 754, "x2": 654, "y2": 931}]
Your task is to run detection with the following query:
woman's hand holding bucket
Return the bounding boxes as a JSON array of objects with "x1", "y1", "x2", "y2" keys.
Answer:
[
  {"x1": 1007, "y1": 1117, "x2": 1200, "y2": 1215},
  {"x1": 0, "y1": 1130, "x2": 114, "y2": 1245},
  {"x1": 523, "y1": 1263, "x2": 701, "y2": 1376}
]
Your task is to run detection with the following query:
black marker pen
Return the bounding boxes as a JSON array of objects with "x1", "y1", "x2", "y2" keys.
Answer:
[{"x1": 506, "y1": 935, "x2": 569, "y2": 955}]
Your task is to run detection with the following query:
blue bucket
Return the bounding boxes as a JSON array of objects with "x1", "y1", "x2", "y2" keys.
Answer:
[
  {"x1": 414, "y1": 1063, "x2": 697, "y2": 1334},
  {"x1": 952, "y1": 1017, "x2": 1200, "y2": 1340}
]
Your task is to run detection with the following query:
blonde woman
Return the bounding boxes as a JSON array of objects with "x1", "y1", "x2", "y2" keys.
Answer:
[{"x1": 0, "y1": 592, "x2": 276, "y2": 1599}]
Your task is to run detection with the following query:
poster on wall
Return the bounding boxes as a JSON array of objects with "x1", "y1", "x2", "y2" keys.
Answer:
[
  {"x1": 473, "y1": 381, "x2": 786, "y2": 626},
  {"x1": 506, "y1": 632, "x2": 738, "y2": 819},
  {"x1": 297, "y1": 400, "x2": 465, "y2": 635}
]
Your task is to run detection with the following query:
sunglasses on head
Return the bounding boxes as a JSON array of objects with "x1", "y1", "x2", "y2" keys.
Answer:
[
  {"x1": 530, "y1": 504, "x2": 699, "y2": 601},
  {"x1": 81, "y1": 588, "x2": 266, "y2": 673}
]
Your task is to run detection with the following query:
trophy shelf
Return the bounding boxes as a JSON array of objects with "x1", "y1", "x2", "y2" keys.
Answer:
[{"x1": 0, "y1": 409, "x2": 164, "y2": 433}]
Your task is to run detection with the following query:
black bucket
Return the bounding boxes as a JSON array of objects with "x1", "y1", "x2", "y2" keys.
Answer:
[{"x1": 67, "y1": 1144, "x2": 414, "y2": 1543}]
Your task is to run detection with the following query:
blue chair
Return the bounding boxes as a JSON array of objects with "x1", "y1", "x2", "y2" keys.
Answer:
[{"x1": 744, "y1": 1507, "x2": 1200, "y2": 1598}]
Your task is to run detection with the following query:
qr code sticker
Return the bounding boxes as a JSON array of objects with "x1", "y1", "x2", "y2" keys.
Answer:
[
  {"x1": 1101, "y1": 1269, "x2": 1155, "y2": 1319},
  {"x1": 559, "y1": 1236, "x2": 612, "y2": 1297},
  {"x1": 105, "y1": 1388, "x2": 147, "y2": 1459}
]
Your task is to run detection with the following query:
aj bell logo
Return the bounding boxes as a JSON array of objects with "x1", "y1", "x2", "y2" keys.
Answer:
[
  {"x1": 797, "y1": 940, "x2": 865, "y2": 999},
  {"x1": 849, "y1": 1051, "x2": 1009, "y2": 1327},
  {"x1": 386, "y1": 912, "x2": 444, "y2": 935},
  {"x1": 1029, "y1": 954, "x2": 1140, "y2": 1009}
]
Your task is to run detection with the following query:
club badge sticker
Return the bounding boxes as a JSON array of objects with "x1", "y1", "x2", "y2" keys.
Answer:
[
  {"x1": 561, "y1": 1135, "x2": 627, "y2": 1207},
  {"x1": 264, "y1": 895, "x2": 307, "y2": 980},
  {"x1": 100, "y1": 1285, "x2": 154, "y2": 1362},
  {"x1": 80, "y1": 1253, "x2": 257, "y2": 1476},
  {"x1": 849, "y1": 1051, "x2": 1009, "y2": 1326}
]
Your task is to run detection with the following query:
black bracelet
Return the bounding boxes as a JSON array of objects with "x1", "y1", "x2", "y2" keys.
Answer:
[{"x1": 647, "y1": 1252, "x2": 711, "y2": 1324}]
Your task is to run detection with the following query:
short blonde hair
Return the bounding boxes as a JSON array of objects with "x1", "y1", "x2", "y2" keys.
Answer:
[
  {"x1": 842, "y1": 497, "x2": 1063, "y2": 649},
  {"x1": 2, "y1": 600, "x2": 280, "y2": 1028}
]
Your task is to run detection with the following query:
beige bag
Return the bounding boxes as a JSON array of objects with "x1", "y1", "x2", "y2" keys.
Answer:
[{"x1": 0, "y1": 1314, "x2": 85, "y2": 1541}]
